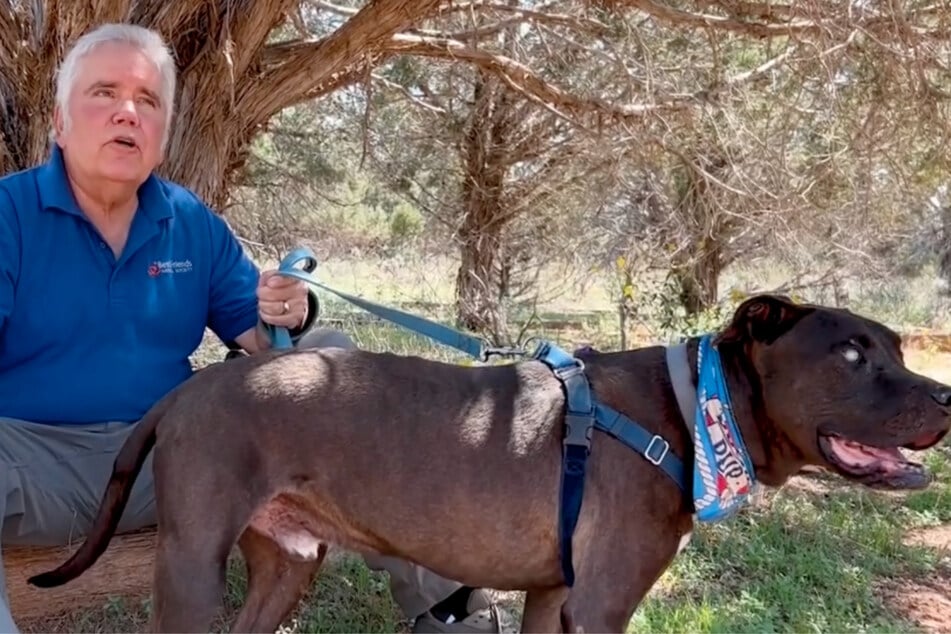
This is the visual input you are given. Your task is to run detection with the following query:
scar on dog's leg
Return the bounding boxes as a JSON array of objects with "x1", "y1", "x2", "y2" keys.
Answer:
[
  {"x1": 520, "y1": 586, "x2": 569, "y2": 633},
  {"x1": 149, "y1": 533, "x2": 228, "y2": 633},
  {"x1": 231, "y1": 527, "x2": 328, "y2": 633}
]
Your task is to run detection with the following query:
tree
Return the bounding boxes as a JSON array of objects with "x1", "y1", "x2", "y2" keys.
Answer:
[
  {"x1": 0, "y1": 0, "x2": 446, "y2": 211},
  {"x1": 0, "y1": 0, "x2": 674, "y2": 213},
  {"x1": 10, "y1": 1, "x2": 948, "y2": 336}
]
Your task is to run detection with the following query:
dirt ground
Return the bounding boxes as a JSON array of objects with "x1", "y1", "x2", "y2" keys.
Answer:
[
  {"x1": 883, "y1": 523, "x2": 951, "y2": 634},
  {"x1": 881, "y1": 340, "x2": 951, "y2": 634}
]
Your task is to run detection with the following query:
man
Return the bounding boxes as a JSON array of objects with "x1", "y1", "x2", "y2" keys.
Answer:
[{"x1": 0, "y1": 22, "x2": 500, "y2": 634}]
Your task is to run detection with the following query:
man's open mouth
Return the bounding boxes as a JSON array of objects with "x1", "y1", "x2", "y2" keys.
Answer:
[
  {"x1": 110, "y1": 135, "x2": 138, "y2": 149},
  {"x1": 817, "y1": 432, "x2": 939, "y2": 490}
]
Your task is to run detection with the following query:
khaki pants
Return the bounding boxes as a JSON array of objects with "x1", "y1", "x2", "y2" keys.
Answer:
[{"x1": 0, "y1": 328, "x2": 461, "y2": 633}]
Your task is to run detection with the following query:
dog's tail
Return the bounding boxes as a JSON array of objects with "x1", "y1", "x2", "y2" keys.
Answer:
[{"x1": 27, "y1": 387, "x2": 177, "y2": 588}]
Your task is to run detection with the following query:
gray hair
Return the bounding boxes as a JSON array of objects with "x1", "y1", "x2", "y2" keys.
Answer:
[{"x1": 53, "y1": 23, "x2": 177, "y2": 151}]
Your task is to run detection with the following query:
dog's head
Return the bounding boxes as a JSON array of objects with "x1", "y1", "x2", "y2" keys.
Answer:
[{"x1": 714, "y1": 294, "x2": 950, "y2": 490}]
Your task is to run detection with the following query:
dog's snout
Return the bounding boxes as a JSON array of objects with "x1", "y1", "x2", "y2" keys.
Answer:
[{"x1": 930, "y1": 386, "x2": 951, "y2": 407}]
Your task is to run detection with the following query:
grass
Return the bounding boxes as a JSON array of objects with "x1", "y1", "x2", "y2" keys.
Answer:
[
  {"x1": 20, "y1": 253, "x2": 951, "y2": 633},
  {"x1": 630, "y1": 450, "x2": 951, "y2": 634},
  {"x1": 25, "y1": 451, "x2": 950, "y2": 633}
]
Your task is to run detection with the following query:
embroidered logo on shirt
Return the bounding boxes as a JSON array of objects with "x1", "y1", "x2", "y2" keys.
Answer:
[{"x1": 148, "y1": 259, "x2": 194, "y2": 277}]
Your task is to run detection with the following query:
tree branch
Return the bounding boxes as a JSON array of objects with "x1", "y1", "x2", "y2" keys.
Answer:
[
  {"x1": 238, "y1": 0, "x2": 444, "y2": 127},
  {"x1": 371, "y1": 72, "x2": 448, "y2": 114},
  {"x1": 388, "y1": 31, "x2": 804, "y2": 127},
  {"x1": 610, "y1": 0, "x2": 821, "y2": 37},
  {"x1": 423, "y1": 2, "x2": 613, "y2": 40},
  {"x1": 226, "y1": 0, "x2": 298, "y2": 78},
  {"x1": 0, "y1": 4, "x2": 22, "y2": 70},
  {"x1": 131, "y1": 1, "x2": 212, "y2": 43},
  {"x1": 612, "y1": 0, "x2": 951, "y2": 41},
  {"x1": 387, "y1": 33, "x2": 682, "y2": 122}
]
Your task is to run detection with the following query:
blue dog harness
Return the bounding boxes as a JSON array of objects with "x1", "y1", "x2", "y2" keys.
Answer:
[
  {"x1": 267, "y1": 247, "x2": 757, "y2": 585},
  {"x1": 529, "y1": 341, "x2": 687, "y2": 586}
]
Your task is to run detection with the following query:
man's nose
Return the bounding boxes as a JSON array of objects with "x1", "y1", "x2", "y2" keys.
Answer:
[{"x1": 112, "y1": 100, "x2": 140, "y2": 124}]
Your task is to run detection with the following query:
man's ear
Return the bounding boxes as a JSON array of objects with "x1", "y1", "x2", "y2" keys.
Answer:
[
  {"x1": 714, "y1": 294, "x2": 812, "y2": 346},
  {"x1": 52, "y1": 107, "x2": 65, "y2": 143}
]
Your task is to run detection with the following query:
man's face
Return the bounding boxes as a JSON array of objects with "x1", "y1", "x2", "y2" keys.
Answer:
[{"x1": 54, "y1": 41, "x2": 166, "y2": 186}]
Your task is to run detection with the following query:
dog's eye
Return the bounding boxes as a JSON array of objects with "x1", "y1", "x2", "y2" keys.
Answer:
[{"x1": 841, "y1": 345, "x2": 863, "y2": 363}]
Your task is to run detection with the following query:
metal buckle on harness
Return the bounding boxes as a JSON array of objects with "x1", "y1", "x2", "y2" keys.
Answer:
[
  {"x1": 553, "y1": 362, "x2": 586, "y2": 381},
  {"x1": 564, "y1": 412, "x2": 595, "y2": 451},
  {"x1": 645, "y1": 435, "x2": 670, "y2": 466}
]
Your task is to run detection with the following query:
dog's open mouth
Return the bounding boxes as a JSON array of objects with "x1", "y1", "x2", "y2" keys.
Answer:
[{"x1": 817, "y1": 433, "x2": 932, "y2": 490}]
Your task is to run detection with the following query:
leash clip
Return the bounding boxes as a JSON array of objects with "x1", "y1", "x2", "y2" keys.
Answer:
[{"x1": 480, "y1": 345, "x2": 529, "y2": 362}]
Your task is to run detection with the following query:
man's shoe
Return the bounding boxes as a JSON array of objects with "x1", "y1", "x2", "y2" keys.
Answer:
[{"x1": 412, "y1": 589, "x2": 503, "y2": 633}]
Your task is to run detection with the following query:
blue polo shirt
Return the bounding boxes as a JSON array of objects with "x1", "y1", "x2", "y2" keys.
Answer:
[{"x1": 0, "y1": 145, "x2": 261, "y2": 425}]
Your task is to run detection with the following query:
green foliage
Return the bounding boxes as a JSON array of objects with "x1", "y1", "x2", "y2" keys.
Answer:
[{"x1": 388, "y1": 201, "x2": 424, "y2": 243}]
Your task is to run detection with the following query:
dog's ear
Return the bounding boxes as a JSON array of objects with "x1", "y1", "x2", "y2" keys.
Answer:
[
  {"x1": 714, "y1": 294, "x2": 812, "y2": 346},
  {"x1": 573, "y1": 344, "x2": 600, "y2": 358}
]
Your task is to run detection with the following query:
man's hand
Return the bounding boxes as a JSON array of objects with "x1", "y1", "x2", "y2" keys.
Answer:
[
  {"x1": 233, "y1": 270, "x2": 311, "y2": 354},
  {"x1": 257, "y1": 270, "x2": 309, "y2": 329}
]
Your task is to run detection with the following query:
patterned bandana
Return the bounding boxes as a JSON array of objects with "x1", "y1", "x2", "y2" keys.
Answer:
[{"x1": 691, "y1": 334, "x2": 758, "y2": 522}]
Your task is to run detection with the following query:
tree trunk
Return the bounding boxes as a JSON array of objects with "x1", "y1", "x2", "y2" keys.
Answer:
[
  {"x1": 455, "y1": 223, "x2": 507, "y2": 340},
  {"x1": 669, "y1": 151, "x2": 729, "y2": 316},
  {"x1": 939, "y1": 205, "x2": 951, "y2": 296},
  {"x1": 453, "y1": 70, "x2": 520, "y2": 343},
  {"x1": 672, "y1": 240, "x2": 721, "y2": 316}
]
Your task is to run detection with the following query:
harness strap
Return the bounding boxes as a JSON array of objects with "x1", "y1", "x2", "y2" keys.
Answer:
[
  {"x1": 592, "y1": 403, "x2": 686, "y2": 489},
  {"x1": 666, "y1": 343, "x2": 698, "y2": 441},
  {"x1": 531, "y1": 341, "x2": 594, "y2": 588},
  {"x1": 531, "y1": 341, "x2": 688, "y2": 586}
]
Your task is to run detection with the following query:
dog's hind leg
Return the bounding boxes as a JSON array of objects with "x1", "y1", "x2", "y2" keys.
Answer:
[
  {"x1": 149, "y1": 532, "x2": 229, "y2": 632},
  {"x1": 520, "y1": 586, "x2": 569, "y2": 633},
  {"x1": 230, "y1": 527, "x2": 328, "y2": 633}
]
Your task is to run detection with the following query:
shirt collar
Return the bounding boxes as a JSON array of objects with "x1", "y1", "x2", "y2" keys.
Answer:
[{"x1": 36, "y1": 144, "x2": 174, "y2": 222}]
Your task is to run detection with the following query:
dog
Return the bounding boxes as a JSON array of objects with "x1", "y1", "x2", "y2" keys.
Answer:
[{"x1": 28, "y1": 294, "x2": 951, "y2": 632}]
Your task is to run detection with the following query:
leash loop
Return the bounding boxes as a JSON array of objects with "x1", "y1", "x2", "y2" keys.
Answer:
[{"x1": 265, "y1": 247, "x2": 322, "y2": 350}]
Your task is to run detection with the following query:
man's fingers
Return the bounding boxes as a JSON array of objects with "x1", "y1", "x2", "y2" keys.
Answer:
[
  {"x1": 259, "y1": 269, "x2": 299, "y2": 288},
  {"x1": 258, "y1": 280, "x2": 307, "y2": 302},
  {"x1": 266, "y1": 274, "x2": 297, "y2": 288},
  {"x1": 259, "y1": 297, "x2": 307, "y2": 327}
]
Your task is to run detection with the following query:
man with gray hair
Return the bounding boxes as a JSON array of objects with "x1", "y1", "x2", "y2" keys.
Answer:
[{"x1": 0, "y1": 22, "x2": 500, "y2": 634}]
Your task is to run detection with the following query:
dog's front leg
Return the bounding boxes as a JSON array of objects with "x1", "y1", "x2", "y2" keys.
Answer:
[
  {"x1": 558, "y1": 535, "x2": 682, "y2": 633},
  {"x1": 520, "y1": 586, "x2": 570, "y2": 632}
]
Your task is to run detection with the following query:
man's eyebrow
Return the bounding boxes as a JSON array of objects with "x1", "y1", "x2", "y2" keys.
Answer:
[
  {"x1": 139, "y1": 87, "x2": 161, "y2": 103},
  {"x1": 85, "y1": 80, "x2": 117, "y2": 93},
  {"x1": 84, "y1": 81, "x2": 162, "y2": 104}
]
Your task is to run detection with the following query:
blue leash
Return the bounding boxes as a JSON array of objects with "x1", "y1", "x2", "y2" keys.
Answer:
[
  {"x1": 266, "y1": 247, "x2": 505, "y2": 360},
  {"x1": 267, "y1": 246, "x2": 687, "y2": 587}
]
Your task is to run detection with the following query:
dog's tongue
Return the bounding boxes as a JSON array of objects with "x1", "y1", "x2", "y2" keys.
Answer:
[{"x1": 829, "y1": 438, "x2": 907, "y2": 471}]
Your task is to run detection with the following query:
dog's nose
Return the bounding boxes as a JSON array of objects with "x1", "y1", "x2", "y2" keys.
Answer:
[{"x1": 930, "y1": 387, "x2": 951, "y2": 407}]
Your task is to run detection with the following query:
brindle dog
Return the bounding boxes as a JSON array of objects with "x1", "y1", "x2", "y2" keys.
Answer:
[{"x1": 28, "y1": 295, "x2": 951, "y2": 633}]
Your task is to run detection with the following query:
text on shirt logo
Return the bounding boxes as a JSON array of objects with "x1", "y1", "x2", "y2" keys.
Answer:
[{"x1": 148, "y1": 259, "x2": 194, "y2": 277}]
